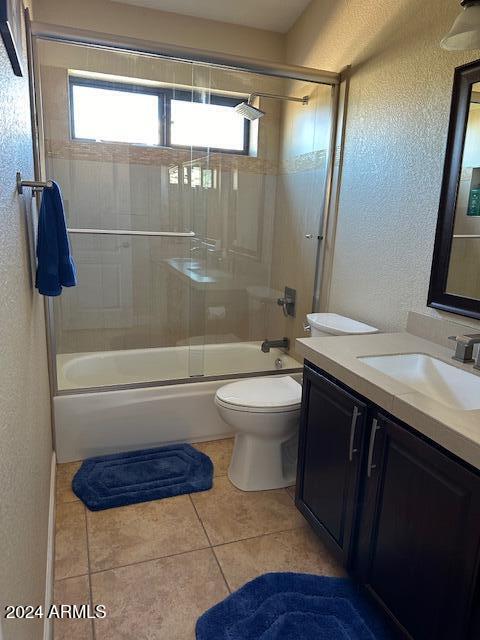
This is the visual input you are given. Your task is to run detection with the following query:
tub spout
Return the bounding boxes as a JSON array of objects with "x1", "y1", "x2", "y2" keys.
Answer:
[{"x1": 261, "y1": 337, "x2": 290, "y2": 353}]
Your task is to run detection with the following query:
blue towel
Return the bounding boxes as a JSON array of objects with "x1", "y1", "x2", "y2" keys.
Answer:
[{"x1": 35, "y1": 181, "x2": 77, "y2": 296}]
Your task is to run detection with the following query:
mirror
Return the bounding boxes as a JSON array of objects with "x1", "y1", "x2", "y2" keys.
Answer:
[
  {"x1": 429, "y1": 60, "x2": 480, "y2": 320},
  {"x1": 446, "y1": 83, "x2": 480, "y2": 300}
]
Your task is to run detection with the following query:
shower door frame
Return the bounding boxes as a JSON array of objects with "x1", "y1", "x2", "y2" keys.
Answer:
[{"x1": 27, "y1": 17, "x2": 345, "y2": 396}]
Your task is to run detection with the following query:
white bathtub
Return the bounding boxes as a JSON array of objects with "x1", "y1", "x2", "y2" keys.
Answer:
[
  {"x1": 54, "y1": 342, "x2": 301, "y2": 462},
  {"x1": 57, "y1": 341, "x2": 299, "y2": 390}
]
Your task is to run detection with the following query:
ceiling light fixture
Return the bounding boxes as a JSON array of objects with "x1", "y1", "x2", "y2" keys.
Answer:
[{"x1": 442, "y1": 1, "x2": 480, "y2": 50}]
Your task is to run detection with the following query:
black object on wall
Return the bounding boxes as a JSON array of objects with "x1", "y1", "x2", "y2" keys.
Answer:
[{"x1": 0, "y1": 0, "x2": 24, "y2": 77}]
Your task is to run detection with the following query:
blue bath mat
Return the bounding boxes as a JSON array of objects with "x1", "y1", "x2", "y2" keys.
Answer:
[
  {"x1": 72, "y1": 444, "x2": 213, "y2": 511},
  {"x1": 196, "y1": 573, "x2": 395, "y2": 640}
]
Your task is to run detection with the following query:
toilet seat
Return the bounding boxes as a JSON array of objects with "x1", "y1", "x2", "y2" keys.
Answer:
[
  {"x1": 215, "y1": 397, "x2": 300, "y2": 413},
  {"x1": 215, "y1": 376, "x2": 302, "y2": 413}
]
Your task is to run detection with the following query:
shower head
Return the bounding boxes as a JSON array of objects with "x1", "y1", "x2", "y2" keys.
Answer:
[
  {"x1": 234, "y1": 101, "x2": 266, "y2": 121},
  {"x1": 235, "y1": 92, "x2": 309, "y2": 121}
]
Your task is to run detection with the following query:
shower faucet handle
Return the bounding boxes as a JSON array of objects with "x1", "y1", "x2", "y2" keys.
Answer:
[{"x1": 277, "y1": 287, "x2": 296, "y2": 318}]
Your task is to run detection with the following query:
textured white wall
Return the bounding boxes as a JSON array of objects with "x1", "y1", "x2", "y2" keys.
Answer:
[
  {"x1": 287, "y1": 0, "x2": 480, "y2": 331},
  {"x1": 0, "y1": 5, "x2": 53, "y2": 638}
]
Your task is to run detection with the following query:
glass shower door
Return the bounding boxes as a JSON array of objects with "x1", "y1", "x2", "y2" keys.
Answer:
[
  {"x1": 36, "y1": 38, "x2": 332, "y2": 392},
  {"x1": 193, "y1": 66, "x2": 334, "y2": 377},
  {"x1": 36, "y1": 40, "x2": 205, "y2": 389}
]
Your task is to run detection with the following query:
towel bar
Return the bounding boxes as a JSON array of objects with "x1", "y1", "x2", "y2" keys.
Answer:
[
  {"x1": 67, "y1": 228, "x2": 196, "y2": 238},
  {"x1": 16, "y1": 172, "x2": 53, "y2": 195}
]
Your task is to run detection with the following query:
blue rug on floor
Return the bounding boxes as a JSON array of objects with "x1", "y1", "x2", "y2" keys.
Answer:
[
  {"x1": 72, "y1": 444, "x2": 213, "y2": 511},
  {"x1": 196, "y1": 573, "x2": 395, "y2": 640}
]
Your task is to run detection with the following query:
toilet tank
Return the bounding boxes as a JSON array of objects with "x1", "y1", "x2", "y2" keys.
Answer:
[{"x1": 307, "y1": 313, "x2": 379, "y2": 337}]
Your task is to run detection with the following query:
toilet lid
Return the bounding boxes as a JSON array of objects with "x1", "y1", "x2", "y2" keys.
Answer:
[
  {"x1": 307, "y1": 313, "x2": 378, "y2": 335},
  {"x1": 215, "y1": 376, "x2": 302, "y2": 411}
]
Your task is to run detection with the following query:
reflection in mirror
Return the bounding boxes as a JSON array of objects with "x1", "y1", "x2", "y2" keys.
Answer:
[{"x1": 447, "y1": 82, "x2": 480, "y2": 300}]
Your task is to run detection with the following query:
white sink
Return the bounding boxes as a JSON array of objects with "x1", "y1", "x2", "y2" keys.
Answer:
[{"x1": 358, "y1": 353, "x2": 480, "y2": 411}]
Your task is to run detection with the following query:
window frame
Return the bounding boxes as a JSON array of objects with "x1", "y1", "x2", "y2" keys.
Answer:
[{"x1": 68, "y1": 76, "x2": 250, "y2": 155}]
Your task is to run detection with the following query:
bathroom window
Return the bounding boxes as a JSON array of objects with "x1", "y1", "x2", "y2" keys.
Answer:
[
  {"x1": 70, "y1": 78, "x2": 162, "y2": 146},
  {"x1": 169, "y1": 93, "x2": 249, "y2": 153},
  {"x1": 69, "y1": 76, "x2": 250, "y2": 154}
]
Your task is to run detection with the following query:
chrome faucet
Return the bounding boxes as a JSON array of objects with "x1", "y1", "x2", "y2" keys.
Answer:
[
  {"x1": 261, "y1": 337, "x2": 290, "y2": 353},
  {"x1": 448, "y1": 333, "x2": 480, "y2": 364}
]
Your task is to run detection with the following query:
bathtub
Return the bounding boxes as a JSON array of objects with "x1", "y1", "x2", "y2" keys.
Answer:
[{"x1": 54, "y1": 342, "x2": 301, "y2": 462}]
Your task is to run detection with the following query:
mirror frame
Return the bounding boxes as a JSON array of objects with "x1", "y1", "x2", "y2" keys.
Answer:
[{"x1": 428, "y1": 59, "x2": 480, "y2": 321}]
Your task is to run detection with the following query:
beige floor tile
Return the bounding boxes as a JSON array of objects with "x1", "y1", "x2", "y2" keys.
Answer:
[
  {"x1": 191, "y1": 476, "x2": 305, "y2": 545},
  {"x1": 194, "y1": 438, "x2": 234, "y2": 477},
  {"x1": 56, "y1": 462, "x2": 81, "y2": 504},
  {"x1": 92, "y1": 548, "x2": 229, "y2": 640},
  {"x1": 87, "y1": 495, "x2": 210, "y2": 572},
  {"x1": 55, "y1": 502, "x2": 89, "y2": 580},
  {"x1": 214, "y1": 527, "x2": 346, "y2": 592},
  {"x1": 53, "y1": 575, "x2": 93, "y2": 640}
]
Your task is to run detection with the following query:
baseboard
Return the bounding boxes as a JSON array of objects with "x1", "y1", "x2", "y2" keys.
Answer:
[
  {"x1": 43, "y1": 451, "x2": 56, "y2": 640},
  {"x1": 188, "y1": 432, "x2": 235, "y2": 445}
]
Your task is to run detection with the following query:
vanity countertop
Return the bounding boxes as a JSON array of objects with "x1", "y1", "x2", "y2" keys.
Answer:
[{"x1": 296, "y1": 332, "x2": 480, "y2": 471}]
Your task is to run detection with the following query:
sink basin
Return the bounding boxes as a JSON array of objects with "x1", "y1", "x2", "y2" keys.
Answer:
[{"x1": 358, "y1": 353, "x2": 480, "y2": 411}]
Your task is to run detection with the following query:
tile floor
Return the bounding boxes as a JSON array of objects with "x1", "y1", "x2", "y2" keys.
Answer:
[{"x1": 53, "y1": 438, "x2": 345, "y2": 639}]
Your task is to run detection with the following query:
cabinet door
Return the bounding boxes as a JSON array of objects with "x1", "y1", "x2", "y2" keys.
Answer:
[
  {"x1": 358, "y1": 412, "x2": 480, "y2": 640},
  {"x1": 296, "y1": 365, "x2": 367, "y2": 566}
]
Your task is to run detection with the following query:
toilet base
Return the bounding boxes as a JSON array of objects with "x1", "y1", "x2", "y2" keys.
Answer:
[{"x1": 228, "y1": 432, "x2": 297, "y2": 491}]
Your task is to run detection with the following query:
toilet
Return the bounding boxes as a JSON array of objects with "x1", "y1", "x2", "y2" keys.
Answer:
[
  {"x1": 215, "y1": 313, "x2": 379, "y2": 492},
  {"x1": 215, "y1": 376, "x2": 302, "y2": 491}
]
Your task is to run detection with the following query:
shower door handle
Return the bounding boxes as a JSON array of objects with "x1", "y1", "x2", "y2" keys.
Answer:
[{"x1": 67, "y1": 228, "x2": 196, "y2": 238}]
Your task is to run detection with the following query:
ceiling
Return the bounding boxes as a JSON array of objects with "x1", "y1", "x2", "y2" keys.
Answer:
[{"x1": 111, "y1": 0, "x2": 311, "y2": 33}]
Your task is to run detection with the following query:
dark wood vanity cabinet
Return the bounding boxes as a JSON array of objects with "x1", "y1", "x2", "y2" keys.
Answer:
[
  {"x1": 296, "y1": 365, "x2": 367, "y2": 566},
  {"x1": 296, "y1": 362, "x2": 480, "y2": 640},
  {"x1": 358, "y1": 412, "x2": 480, "y2": 640}
]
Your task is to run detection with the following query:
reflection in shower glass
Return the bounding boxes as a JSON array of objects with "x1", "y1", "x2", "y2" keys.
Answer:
[{"x1": 36, "y1": 39, "x2": 334, "y2": 390}]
